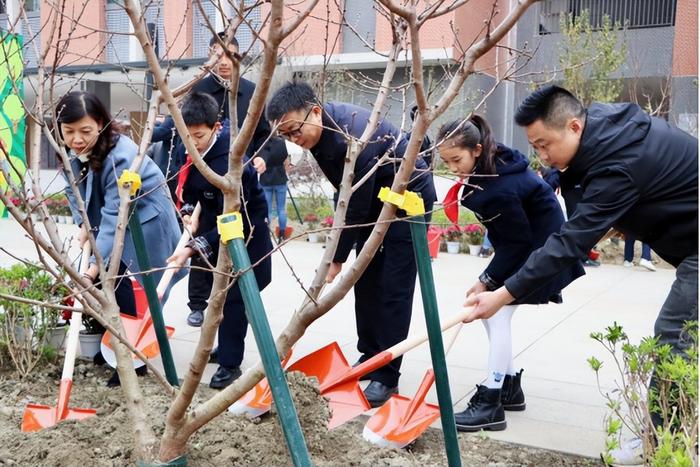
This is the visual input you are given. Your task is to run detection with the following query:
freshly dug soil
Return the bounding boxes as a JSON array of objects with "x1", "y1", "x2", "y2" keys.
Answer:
[{"x1": 0, "y1": 361, "x2": 599, "y2": 466}]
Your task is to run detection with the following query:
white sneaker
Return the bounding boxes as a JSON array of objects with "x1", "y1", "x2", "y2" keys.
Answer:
[
  {"x1": 623, "y1": 260, "x2": 633, "y2": 267},
  {"x1": 605, "y1": 437, "x2": 644, "y2": 466},
  {"x1": 639, "y1": 259, "x2": 656, "y2": 271}
]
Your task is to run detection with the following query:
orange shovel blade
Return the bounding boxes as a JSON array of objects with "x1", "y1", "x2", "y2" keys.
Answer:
[
  {"x1": 101, "y1": 313, "x2": 175, "y2": 361},
  {"x1": 229, "y1": 350, "x2": 295, "y2": 418},
  {"x1": 363, "y1": 369, "x2": 440, "y2": 448},
  {"x1": 21, "y1": 404, "x2": 97, "y2": 432},
  {"x1": 363, "y1": 395, "x2": 439, "y2": 448},
  {"x1": 287, "y1": 342, "x2": 352, "y2": 385},
  {"x1": 288, "y1": 342, "x2": 371, "y2": 428}
]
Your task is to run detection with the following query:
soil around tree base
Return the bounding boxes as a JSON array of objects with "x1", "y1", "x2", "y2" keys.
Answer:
[{"x1": 0, "y1": 361, "x2": 600, "y2": 466}]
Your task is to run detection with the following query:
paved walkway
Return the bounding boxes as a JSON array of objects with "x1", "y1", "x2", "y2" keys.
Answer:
[{"x1": 0, "y1": 219, "x2": 673, "y2": 458}]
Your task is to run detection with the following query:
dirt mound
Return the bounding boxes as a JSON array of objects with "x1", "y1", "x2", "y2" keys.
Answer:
[{"x1": 0, "y1": 363, "x2": 597, "y2": 466}]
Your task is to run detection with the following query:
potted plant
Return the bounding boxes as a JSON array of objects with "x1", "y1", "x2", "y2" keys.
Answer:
[
  {"x1": 444, "y1": 225, "x2": 463, "y2": 254},
  {"x1": 60, "y1": 296, "x2": 102, "y2": 358},
  {"x1": 304, "y1": 213, "x2": 320, "y2": 243},
  {"x1": 464, "y1": 223, "x2": 485, "y2": 255},
  {"x1": 0, "y1": 263, "x2": 65, "y2": 375},
  {"x1": 44, "y1": 194, "x2": 73, "y2": 224},
  {"x1": 320, "y1": 216, "x2": 333, "y2": 244}
]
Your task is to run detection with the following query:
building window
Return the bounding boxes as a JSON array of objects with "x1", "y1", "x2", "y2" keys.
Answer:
[{"x1": 539, "y1": 0, "x2": 677, "y2": 35}]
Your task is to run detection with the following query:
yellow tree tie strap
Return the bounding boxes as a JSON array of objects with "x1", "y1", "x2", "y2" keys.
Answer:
[
  {"x1": 377, "y1": 186, "x2": 425, "y2": 216},
  {"x1": 118, "y1": 170, "x2": 142, "y2": 196},
  {"x1": 217, "y1": 212, "x2": 244, "y2": 243}
]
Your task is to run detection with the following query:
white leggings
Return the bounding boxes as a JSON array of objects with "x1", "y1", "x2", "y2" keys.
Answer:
[{"x1": 482, "y1": 305, "x2": 518, "y2": 389}]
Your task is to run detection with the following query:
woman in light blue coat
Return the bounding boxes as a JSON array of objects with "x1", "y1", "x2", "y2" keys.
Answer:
[{"x1": 58, "y1": 91, "x2": 184, "y2": 383}]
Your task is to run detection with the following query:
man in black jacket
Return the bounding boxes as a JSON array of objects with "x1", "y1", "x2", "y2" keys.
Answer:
[
  {"x1": 267, "y1": 81, "x2": 437, "y2": 406},
  {"x1": 153, "y1": 32, "x2": 271, "y2": 328},
  {"x1": 465, "y1": 85, "x2": 697, "y2": 461}
]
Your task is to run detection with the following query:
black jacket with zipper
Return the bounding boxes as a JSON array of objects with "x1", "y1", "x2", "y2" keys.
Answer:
[{"x1": 506, "y1": 102, "x2": 698, "y2": 300}]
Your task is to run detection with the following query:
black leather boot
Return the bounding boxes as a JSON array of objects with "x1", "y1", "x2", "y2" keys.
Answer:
[
  {"x1": 501, "y1": 369, "x2": 526, "y2": 411},
  {"x1": 455, "y1": 385, "x2": 506, "y2": 432}
]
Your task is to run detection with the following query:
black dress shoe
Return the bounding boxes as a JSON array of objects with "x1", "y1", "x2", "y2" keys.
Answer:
[
  {"x1": 209, "y1": 365, "x2": 242, "y2": 389},
  {"x1": 209, "y1": 347, "x2": 218, "y2": 364},
  {"x1": 107, "y1": 365, "x2": 148, "y2": 388},
  {"x1": 363, "y1": 381, "x2": 398, "y2": 408},
  {"x1": 187, "y1": 309, "x2": 204, "y2": 327},
  {"x1": 455, "y1": 385, "x2": 506, "y2": 432}
]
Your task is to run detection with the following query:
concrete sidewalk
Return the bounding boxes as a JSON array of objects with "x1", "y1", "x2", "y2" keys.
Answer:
[{"x1": 0, "y1": 219, "x2": 673, "y2": 458}]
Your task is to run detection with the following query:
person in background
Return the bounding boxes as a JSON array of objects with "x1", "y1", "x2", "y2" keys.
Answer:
[
  {"x1": 152, "y1": 32, "x2": 271, "y2": 329},
  {"x1": 259, "y1": 136, "x2": 290, "y2": 243},
  {"x1": 624, "y1": 236, "x2": 656, "y2": 271}
]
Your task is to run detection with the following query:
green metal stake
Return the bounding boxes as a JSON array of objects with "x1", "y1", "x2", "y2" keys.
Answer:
[
  {"x1": 128, "y1": 204, "x2": 180, "y2": 387},
  {"x1": 377, "y1": 187, "x2": 461, "y2": 466},
  {"x1": 287, "y1": 186, "x2": 303, "y2": 224},
  {"x1": 218, "y1": 213, "x2": 311, "y2": 467},
  {"x1": 409, "y1": 217, "x2": 462, "y2": 466}
]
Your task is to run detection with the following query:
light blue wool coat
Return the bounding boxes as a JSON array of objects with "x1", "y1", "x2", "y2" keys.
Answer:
[{"x1": 64, "y1": 135, "x2": 186, "y2": 297}]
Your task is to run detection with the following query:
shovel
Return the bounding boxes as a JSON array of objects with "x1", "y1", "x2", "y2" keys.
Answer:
[
  {"x1": 287, "y1": 307, "x2": 472, "y2": 429},
  {"x1": 101, "y1": 204, "x2": 200, "y2": 374},
  {"x1": 228, "y1": 283, "x2": 326, "y2": 418},
  {"x1": 362, "y1": 323, "x2": 463, "y2": 448},
  {"x1": 21, "y1": 243, "x2": 98, "y2": 432}
]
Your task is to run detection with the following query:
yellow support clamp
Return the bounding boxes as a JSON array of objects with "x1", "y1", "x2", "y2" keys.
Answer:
[
  {"x1": 378, "y1": 186, "x2": 425, "y2": 216},
  {"x1": 217, "y1": 212, "x2": 244, "y2": 243},
  {"x1": 118, "y1": 170, "x2": 142, "y2": 196}
]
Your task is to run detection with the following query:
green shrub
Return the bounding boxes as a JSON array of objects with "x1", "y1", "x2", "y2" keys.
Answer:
[
  {"x1": 590, "y1": 322, "x2": 698, "y2": 466},
  {"x1": 0, "y1": 263, "x2": 66, "y2": 376}
]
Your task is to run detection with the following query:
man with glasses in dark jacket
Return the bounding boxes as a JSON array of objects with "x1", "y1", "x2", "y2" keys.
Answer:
[{"x1": 266, "y1": 81, "x2": 437, "y2": 407}]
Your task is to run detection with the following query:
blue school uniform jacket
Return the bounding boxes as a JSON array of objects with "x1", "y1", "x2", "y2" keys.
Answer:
[
  {"x1": 505, "y1": 103, "x2": 698, "y2": 301},
  {"x1": 64, "y1": 135, "x2": 186, "y2": 292},
  {"x1": 179, "y1": 126, "x2": 271, "y2": 270},
  {"x1": 460, "y1": 144, "x2": 584, "y2": 305},
  {"x1": 310, "y1": 102, "x2": 437, "y2": 263}
]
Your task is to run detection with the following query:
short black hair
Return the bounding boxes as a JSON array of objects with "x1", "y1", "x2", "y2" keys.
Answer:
[
  {"x1": 266, "y1": 81, "x2": 318, "y2": 122},
  {"x1": 209, "y1": 31, "x2": 239, "y2": 48},
  {"x1": 514, "y1": 85, "x2": 585, "y2": 129},
  {"x1": 181, "y1": 91, "x2": 219, "y2": 128}
]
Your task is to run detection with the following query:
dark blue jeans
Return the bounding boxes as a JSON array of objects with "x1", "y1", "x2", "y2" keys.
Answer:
[{"x1": 651, "y1": 254, "x2": 698, "y2": 426}]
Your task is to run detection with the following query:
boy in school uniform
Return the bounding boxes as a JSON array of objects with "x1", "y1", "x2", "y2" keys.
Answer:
[
  {"x1": 152, "y1": 32, "x2": 270, "y2": 329},
  {"x1": 266, "y1": 81, "x2": 437, "y2": 406},
  {"x1": 167, "y1": 91, "x2": 272, "y2": 389}
]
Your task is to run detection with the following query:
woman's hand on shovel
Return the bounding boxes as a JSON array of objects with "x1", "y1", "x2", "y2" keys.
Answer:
[
  {"x1": 462, "y1": 286, "x2": 514, "y2": 323},
  {"x1": 166, "y1": 246, "x2": 194, "y2": 273}
]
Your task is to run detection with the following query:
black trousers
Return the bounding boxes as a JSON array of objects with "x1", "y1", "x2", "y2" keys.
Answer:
[
  {"x1": 196, "y1": 231, "x2": 273, "y2": 369},
  {"x1": 187, "y1": 256, "x2": 213, "y2": 312},
  {"x1": 353, "y1": 214, "x2": 430, "y2": 387},
  {"x1": 94, "y1": 261, "x2": 136, "y2": 334}
]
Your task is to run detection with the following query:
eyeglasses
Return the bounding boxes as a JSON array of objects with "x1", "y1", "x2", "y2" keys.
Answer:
[{"x1": 277, "y1": 107, "x2": 314, "y2": 140}]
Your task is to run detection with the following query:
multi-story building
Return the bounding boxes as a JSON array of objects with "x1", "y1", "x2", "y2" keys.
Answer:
[{"x1": 6, "y1": 0, "x2": 697, "y2": 167}]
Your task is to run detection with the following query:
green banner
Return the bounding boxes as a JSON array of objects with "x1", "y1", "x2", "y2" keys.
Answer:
[{"x1": 0, "y1": 33, "x2": 25, "y2": 218}]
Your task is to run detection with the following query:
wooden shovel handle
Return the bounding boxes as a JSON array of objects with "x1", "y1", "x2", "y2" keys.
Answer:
[{"x1": 156, "y1": 203, "x2": 201, "y2": 299}]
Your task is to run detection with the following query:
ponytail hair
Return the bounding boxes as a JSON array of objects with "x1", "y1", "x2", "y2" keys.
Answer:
[{"x1": 436, "y1": 114, "x2": 497, "y2": 175}]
